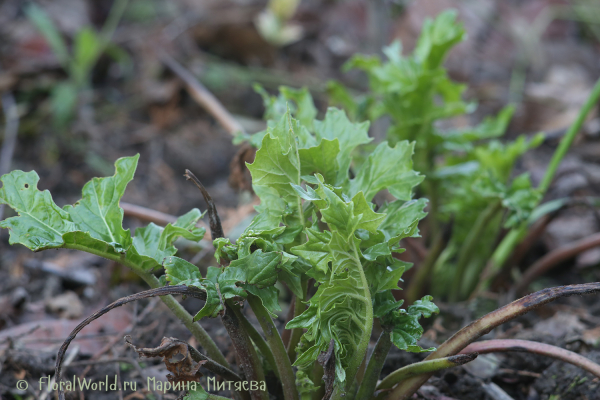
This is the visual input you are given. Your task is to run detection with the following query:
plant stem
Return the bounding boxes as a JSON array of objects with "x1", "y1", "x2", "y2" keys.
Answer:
[
  {"x1": 223, "y1": 302, "x2": 269, "y2": 400},
  {"x1": 286, "y1": 278, "x2": 308, "y2": 362},
  {"x1": 355, "y1": 332, "x2": 392, "y2": 400},
  {"x1": 539, "y1": 78, "x2": 600, "y2": 193},
  {"x1": 247, "y1": 294, "x2": 299, "y2": 400},
  {"x1": 406, "y1": 232, "x2": 445, "y2": 304},
  {"x1": 236, "y1": 306, "x2": 280, "y2": 378},
  {"x1": 450, "y1": 200, "x2": 502, "y2": 301},
  {"x1": 331, "y1": 242, "x2": 373, "y2": 399},
  {"x1": 479, "y1": 76, "x2": 600, "y2": 294},
  {"x1": 386, "y1": 282, "x2": 600, "y2": 399},
  {"x1": 137, "y1": 272, "x2": 229, "y2": 367},
  {"x1": 187, "y1": 343, "x2": 242, "y2": 382},
  {"x1": 376, "y1": 353, "x2": 478, "y2": 392},
  {"x1": 64, "y1": 242, "x2": 229, "y2": 368},
  {"x1": 515, "y1": 231, "x2": 600, "y2": 295},
  {"x1": 311, "y1": 361, "x2": 325, "y2": 400},
  {"x1": 460, "y1": 339, "x2": 600, "y2": 378}
]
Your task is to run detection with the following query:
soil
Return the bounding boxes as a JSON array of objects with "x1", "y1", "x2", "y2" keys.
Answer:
[{"x1": 1, "y1": 0, "x2": 600, "y2": 399}]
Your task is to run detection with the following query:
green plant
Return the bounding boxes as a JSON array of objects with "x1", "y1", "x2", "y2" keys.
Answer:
[
  {"x1": 1, "y1": 101, "x2": 441, "y2": 399},
  {"x1": 324, "y1": 10, "x2": 600, "y2": 301},
  {"x1": 4, "y1": 8, "x2": 600, "y2": 400},
  {"x1": 26, "y1": 0, "x2": 130, "y2": 127},
  {"x1": 5, "y1": 109, "x2": 600, "y2": 400}
]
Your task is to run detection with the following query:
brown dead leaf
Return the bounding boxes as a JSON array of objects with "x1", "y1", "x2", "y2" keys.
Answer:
[
  {"x1": 229, "y1": 143, "x2": 256, "y2": 192},
  {"x1": 126, "y1": 336, "x2": 205, "y2": 384}
]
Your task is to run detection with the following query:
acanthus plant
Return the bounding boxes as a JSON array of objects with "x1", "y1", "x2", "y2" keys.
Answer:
[
  {"x1": 327, "y1": 10, "x2": 546, "y2": 301},
  {"x1": 3, "y1": 10, "x2": 600, "y2": 400},
  {"x1": 1, "y1": 105, "x2": 440, "y2": 399}
]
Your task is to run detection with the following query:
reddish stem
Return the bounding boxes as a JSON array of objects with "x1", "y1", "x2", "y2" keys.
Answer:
[
  {"x1": 386, "y1": 282, "x2": 600, "y2": 400},
  {"x1": 460, "y1": 339, "x2": 600, "y2": 378},
  {"x1": 516, "y1": 232, "x2": 600, "y2": 295}
]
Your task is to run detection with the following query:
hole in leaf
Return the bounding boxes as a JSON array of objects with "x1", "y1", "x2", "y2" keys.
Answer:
[{"x1": 24, "y1": 184, "x2": 29, "y2": 189}]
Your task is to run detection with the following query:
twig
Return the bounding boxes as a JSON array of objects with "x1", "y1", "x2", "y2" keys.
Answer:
[
  {"x1": 120, "y1": 201, "x2": 212, "y2": 241},
  {"x1": 515, "y1": 232, "x2": 600, "y2": 295},
  {"x1": 0, "y1": 92, "x2": 19, "y2": 220},
  {"x1": 159, "y1": 51, "x2": 245, "y2": 136},
  {"x1": 55, "y1": 286, "x2": 207, "y2": 400},
  {"x1": 387, "y1": 282, "x2": 600, "y2": 399},
  {"x1": 460, "y1": 339, "x2": 600, "y2": 378}
]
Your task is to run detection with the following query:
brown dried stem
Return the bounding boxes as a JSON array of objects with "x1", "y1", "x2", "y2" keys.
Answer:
[
  {"x1": 185, "y1": 169, "x2": 225, "y2": 240},
  {"x1": 460, "y1": 339, "x2": 600, "y2": 378},
  {"x1": 515, "y1": 232, "x2": 600, "y2": 295},
  {"x1": 159, "y1": 51, "x2": 245, "y2": 136},
  {"x1": 386, "y1": 282, "x2": 600, "y2": 399},
  {"x1": 55, "y1": 286, "x2": 207, "y2": 400}
]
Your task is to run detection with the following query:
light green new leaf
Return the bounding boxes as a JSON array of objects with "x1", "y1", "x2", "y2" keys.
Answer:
[
  {"x1": 280, "y1": 86, "x2": 318, "y2": 130},
  {"x1": 72, "y1": 27, "x2": 101, "y2": 85},
  {"x1": 0, "y1": 171, "x2": 76, "y2": 250},
  {"x1": 298, "y1": 138, "x2": 340, "y2": 184},
  {"x1": 229, "y1": 250, "x2": 282, "y2": 287},
  {"x1": 291, "y1": 228, "x2": 332, "y2": 280},
  {"x1": 164, "y1": 256, "x2": 202, "y2": 287},
  {"x1": 247, "y1": 114, "x2": 300, "y2": 203},
  {"x1": 378, "y1": 198, "x2": 428, "y2": 242},
  {"x1": 132, "y1": 209, "x2": 205, "y2": 265},
  {"x1": 414, "y1": 10, "x2": 466, "y2": 70},
  {"x1": 64, "y1": 155, "x2": 139, "y2": 251},
  {"x1": 367, "y1": 259, "x2": 408, "y2": 293},
  {"x1": 316, "y1": 180, "x2": 361, "y2": 240},
  {"x1": 375, "y1": 293, "x2": 438, "y2": 353},
  {"x1": 349, "y1": 141, "x2": 423, "y2": 202},
  {"x1": 1, "y1": 155, "x2": 205, "y2": 276},
  {"x1": 352, "y1": 191, "x2": 386, "y2": 233},
  {"x1": 314, "y1": 108, "x2": 372, "y2": 185}
]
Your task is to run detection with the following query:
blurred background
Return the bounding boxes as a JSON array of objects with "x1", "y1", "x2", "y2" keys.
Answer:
[{"x1": 1, "y1": 0, "x2": 600, "y2": 399}]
